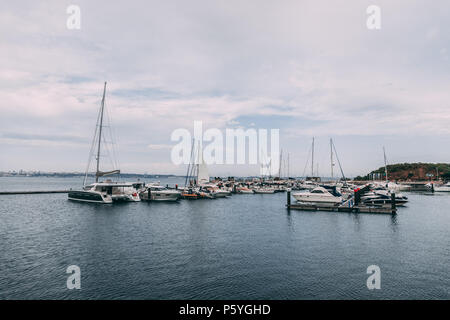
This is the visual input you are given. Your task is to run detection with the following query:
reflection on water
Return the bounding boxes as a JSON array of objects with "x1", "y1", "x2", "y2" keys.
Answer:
[{"x1": 0, "y1": 177, "x2": 449, "y2": 299}]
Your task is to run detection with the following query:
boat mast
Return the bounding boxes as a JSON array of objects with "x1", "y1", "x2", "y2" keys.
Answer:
[
  {"x1": 383, "y1": 146, "x2": 388, "y2": 183},
  {"x1": 330, "y1": 138, "x2": 334, "y2": 179},
  {"x1": 95, "y1": 82, "x2": 107, "y2": 182},
  {"x1": 287, "y1": 152, "x2": 290, "y2": 179},
  {"x1": 278, "y1": 149, "x2": 283, "y2": 178},
  {"x1": 311, "y1": 137, "x2": 314, "y2": 177},
  {"x1": 185, "y1": 138, "x2": 195, "y2": 187},
  {"x1": 331, "y1": 139, "x2": 347, "y2": 186}
]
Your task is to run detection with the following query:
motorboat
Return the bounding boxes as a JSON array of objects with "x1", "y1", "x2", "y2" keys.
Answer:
[
  {"x1": 433, "y1": 182, "x2": 450, "y2": 192},
  {"x1": 373, "y1": 181, "x2": 411, "y2": 192},
  {"x1": 201, "y1": 185, "x2": 231, "y2": 198},
  {"x1": 361, "y1": 189, "x2": 408, "y2": 206},
  {"x1": 197, "y1": 189, "x2": 216, "y2": 199},
  {"x1": 292, "y1": 186, "x2": 343, "y2": 205},
  {"x1": 253, "y1": 187, "x2": 275, "y2": 194},
  {"x1": 236, "y1": 186, "x2": 254, "y2": 194},
  {"x1": 140, "y1": 184, "x2": 181, "y2": 201},
  {"x1": 362, "y1": 192, "x2": 408, "y2": 206}
]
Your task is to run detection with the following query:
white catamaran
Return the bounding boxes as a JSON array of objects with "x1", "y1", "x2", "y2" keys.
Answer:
[{"x1": 68, "y1": 82, "x2": 140, "y2": 203}]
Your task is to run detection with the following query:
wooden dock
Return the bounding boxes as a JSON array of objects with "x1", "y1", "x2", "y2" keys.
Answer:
[
  {"x1": 0, "y1": 190, "x2": 70, "y2": 195},
  {"x1": 286, "y1": 203, "x2": 395, "y2": 214}
]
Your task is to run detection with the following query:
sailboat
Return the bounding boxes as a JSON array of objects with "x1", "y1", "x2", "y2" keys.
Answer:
[
  {"x1": 68, "y1": 82, "x2": 140, "y2": 203},
  {"x1": 195, "y1": 141, "x2": 231, "y2": 198}
]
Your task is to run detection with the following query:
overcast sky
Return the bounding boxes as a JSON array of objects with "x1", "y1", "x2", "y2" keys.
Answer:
[{"x1": 1, "y1": 0, "x2": 450, "y2": 177}]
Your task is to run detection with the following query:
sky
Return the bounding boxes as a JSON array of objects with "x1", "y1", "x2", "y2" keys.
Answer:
[{"x1": 1, "y1": 0, "x2": 450, "y2": 177}]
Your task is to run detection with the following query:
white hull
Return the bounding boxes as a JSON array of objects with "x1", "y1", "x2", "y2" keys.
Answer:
[
  {"x1": 151, "y1": 192, "x2": 181, "y2": 201},
  {"x1": 141, "y1": 189, "x2": 181, "y2": 201},
  {"x1": 212, "y1": 191, "x2": 231, "y2": 198},
  {"x1": 253, "y1": 189, "x2": 275, "y2": 194},
  {"x1": 292, "y1": 195, "x2": 342, "y2": 205},
  {"x1": 434, "y1": 186, "x2": 450, "y2": 192},
  {"x1": 292, "y1": 187, "x2": 342, "y2": 205}
]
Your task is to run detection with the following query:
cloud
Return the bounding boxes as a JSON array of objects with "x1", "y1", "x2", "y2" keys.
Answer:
[{"x1": 1, "y1": 0, "x2": 450, "y2": 175}]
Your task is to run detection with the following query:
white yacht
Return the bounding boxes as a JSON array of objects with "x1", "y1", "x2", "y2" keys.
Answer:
[
  {"x1": 434, "y1": 182, "x2": 450, "y2": 192},
  {"x1": 140, "y1": 183, "x2": 181, "y2": 201},
  {"x1": 292, "y1": 187, "x2": 343, "y2": 205},
  {"x1": 253, "y1": 187, "x2": 275, "y2": 194},
  {"x1": 201, "y1": 185, "x2": 231, "y2": 197}
]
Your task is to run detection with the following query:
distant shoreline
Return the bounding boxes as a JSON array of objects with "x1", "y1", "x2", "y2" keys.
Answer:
[{"x1": 0, "y1": 173, "x2": 181, "y2": 179}]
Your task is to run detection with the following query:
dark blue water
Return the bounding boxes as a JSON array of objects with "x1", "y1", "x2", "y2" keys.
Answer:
[{"x1": 0, "y1": 177, "x2": 448, "y2": 299}]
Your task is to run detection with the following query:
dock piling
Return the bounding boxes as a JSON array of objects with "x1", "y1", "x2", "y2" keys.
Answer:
[
  {"x1": 287, "y1": 189, "x2": 291, "y2": 209},
  {"x1": 391, "y1": 192, "x2": 396, "y2": 214}
]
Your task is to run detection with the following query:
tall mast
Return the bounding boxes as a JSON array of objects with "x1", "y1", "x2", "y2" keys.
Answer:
[
  {"x1": 95, "y1": 82, "x2": 107, "y2": 182},
  {"x1": 330, "y1": 138, "x2": 334, "y2": 179},
  {"x1": 287, "y1": 152, "x2": 290, "y2": 179},
  {"x1": 331, "y1": 139, "x2": 347, "y2": 186},
  {"x1": 278, "y1": 149, "x2": 283, "y2": 178},
  {"x1": 311, "y1": 137, "x2": 315, "y2": 176},
  {"x1": 184, "y1": 138, "x2": 195, "y2": 187},
  {"x1": 383, "y1": 146, "x2": 388, "y2": 183}
]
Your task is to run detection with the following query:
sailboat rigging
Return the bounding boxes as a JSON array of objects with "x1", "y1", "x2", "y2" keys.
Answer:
[{"x1": 68, "y1": 82, "x2": 140, "y2": 203}]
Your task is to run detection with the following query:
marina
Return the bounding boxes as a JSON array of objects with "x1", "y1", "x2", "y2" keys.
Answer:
[
  {"x1": 0, "y1": 175, "x2": 448, "y2": 300},
  {"x1": 0, "y1": 95, "x2": 448, "y2": 299}
]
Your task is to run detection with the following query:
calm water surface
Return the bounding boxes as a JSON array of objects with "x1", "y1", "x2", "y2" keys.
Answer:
[{"x1": 0, "y1": 177, "x2": 448, "y2": 299}]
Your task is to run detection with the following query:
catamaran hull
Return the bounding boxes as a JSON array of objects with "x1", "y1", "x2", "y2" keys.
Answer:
[{"x1": 68, "y1": 191, "x2": 113, "y2": 204}]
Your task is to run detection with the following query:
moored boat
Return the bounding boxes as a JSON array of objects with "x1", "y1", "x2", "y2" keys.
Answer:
[
  {"x1": 140, "y1": 183, "x2": 181, "y2": 201},
  {"x1": 292, "y1": 186, "x2": 342, "y2": 206},
  {"x1": 253, "y1": 187, "x2": 275, "y2": 194},
  {"x1": 434, "y1": 182, "x2": 450, "y2": 192}
]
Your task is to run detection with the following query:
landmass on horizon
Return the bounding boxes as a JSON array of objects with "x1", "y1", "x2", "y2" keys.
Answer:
[{"x1": 2, "y1": 162, "x2": 450, "y2": 181}]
